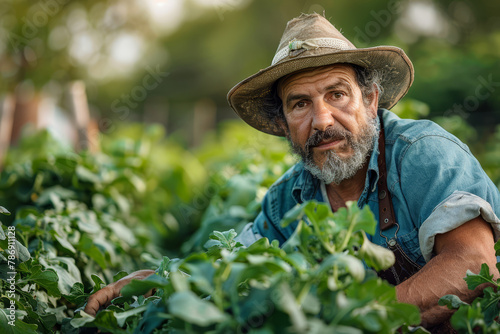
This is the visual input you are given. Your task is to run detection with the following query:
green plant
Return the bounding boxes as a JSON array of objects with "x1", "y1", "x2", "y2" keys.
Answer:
[
  {"x1": 70, "y1": 201, "x2": 424, "y2": 333},
  {"x1": 439, "y1": 241, "x2": 500, "y2": 333},
  {"x1": 1, "y1": 120, "x2": 499, "y2": 333}
]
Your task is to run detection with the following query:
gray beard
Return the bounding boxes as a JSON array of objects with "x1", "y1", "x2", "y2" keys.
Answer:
[{"x1": 288, "y1": 117, "x2": 378, "y2": 185}]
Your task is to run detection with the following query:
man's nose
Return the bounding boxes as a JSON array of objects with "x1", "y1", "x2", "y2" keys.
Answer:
[{"x1": 311, "y1": 100, "x2": 335, "y2": 132}]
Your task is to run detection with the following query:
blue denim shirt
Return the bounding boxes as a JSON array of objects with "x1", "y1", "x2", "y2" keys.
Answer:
[{"x1": 237, "y1": 109, "x2": 500, "y2": 266}]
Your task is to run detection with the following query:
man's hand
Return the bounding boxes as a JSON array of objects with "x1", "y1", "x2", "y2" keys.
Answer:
[
  {"x1": 396, "y1": 216, "x2": 498, "y2": 328},
  {"x1": 84, "y1": 270, "x2": 155, "y2": 316}
]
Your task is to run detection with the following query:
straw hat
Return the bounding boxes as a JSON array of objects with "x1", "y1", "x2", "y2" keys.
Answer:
[{"x1": 227, "y1": 13, "x2": 414, "y2": 137}]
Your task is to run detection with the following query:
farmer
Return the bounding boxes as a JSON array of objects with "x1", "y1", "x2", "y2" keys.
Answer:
[{"x1": 85, "y1": 13, "x2": 500, "y2": 329}]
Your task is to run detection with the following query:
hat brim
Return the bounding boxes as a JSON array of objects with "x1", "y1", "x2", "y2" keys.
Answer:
[{"x1": 227, "y1": 46, "x2": 414, "y2": 137}]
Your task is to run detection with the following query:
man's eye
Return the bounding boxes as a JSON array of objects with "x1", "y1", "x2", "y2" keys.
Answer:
[
  {"x1": 333, "y1": 92, "x2": 344, "y2": 99},
  {"x1": 295, "y1": 101, "x2": 307, "y2": 108}
]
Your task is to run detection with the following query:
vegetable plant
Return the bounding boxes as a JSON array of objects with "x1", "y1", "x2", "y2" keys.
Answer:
[{"x1": 70, "y1": 201, "x2": 424, "y2": 333}]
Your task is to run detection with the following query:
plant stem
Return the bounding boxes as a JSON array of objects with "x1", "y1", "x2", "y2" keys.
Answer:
[
  {"x1": 339, "y1": 219, "x2": 355, "y2": 251},
  {"x1": 296, "y1": 282, "x2": 312, "y2": 305}
]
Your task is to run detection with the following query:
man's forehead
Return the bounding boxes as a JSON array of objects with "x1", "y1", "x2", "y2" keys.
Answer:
[{"x1": 277, "y1": 63, "x2": 357, "y2": 97}]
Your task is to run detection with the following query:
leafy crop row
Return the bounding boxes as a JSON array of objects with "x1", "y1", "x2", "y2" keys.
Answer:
[
  {"x1": 0, "y1": 122, "x2": 291, "y2": 333},
  {"x1": 1, "y1": 121, "x2": 500, "y2": 333},
  {"x1": 69, "y1": 202, "x2": 423, "y2": 333}
]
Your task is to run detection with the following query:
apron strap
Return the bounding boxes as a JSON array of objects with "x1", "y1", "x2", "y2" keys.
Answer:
[
  {"x1": 376, "y1": 111, "x2": 422, "y2": 286},
  {"x1": 377, "y1": 111, "x2": 397, "y2": 231}
]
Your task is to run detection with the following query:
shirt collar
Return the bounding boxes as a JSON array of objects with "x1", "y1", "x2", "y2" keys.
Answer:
[
  {"x1": 292, "y1": 162, "x2": 321, "y2": 204},
  {"x1": 366, "y1": 114, "x2": 382, "y2": 193}
]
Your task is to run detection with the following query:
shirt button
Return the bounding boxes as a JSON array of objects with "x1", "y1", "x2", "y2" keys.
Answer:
[{"x1": 388, "y1": 238, "x2": 397, "y2": 247}]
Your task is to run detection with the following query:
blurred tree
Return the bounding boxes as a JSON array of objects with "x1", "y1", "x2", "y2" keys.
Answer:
[
  {"x1": 0, "y1": 0, "x2": 498, "y2": 145},
  {"x1": 0, "y1": 0, "x2": 170, "y2": 146}
]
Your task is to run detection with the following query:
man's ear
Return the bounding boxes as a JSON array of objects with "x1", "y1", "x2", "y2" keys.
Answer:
[
  {"x1": 276, "y1": 114, "x2": 289, "y2": 136},
  {"x1": 366, "y1": 86, "x2": 380, "y2": 118}
]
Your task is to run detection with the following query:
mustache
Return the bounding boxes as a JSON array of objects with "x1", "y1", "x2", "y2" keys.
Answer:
[{"x1": 305, "y1": 126, "x2": 353, "y2": 155}]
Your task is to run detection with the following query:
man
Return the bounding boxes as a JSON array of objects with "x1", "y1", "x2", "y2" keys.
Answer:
[{"x1": 85, "y1": 13, "x2": 500, "y2": 329}]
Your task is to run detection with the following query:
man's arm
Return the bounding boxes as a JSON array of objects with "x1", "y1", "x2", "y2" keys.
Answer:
[
  {"x1": 84, "y1": 269, "x2": 155, "y2": 316},
  {"x1": 395, "y1": 216, "x2": 498, "y2": 327}
]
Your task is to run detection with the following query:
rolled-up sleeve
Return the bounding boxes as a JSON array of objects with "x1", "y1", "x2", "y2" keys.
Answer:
[
  {"x1": 397, "y1": 134, "x2": 500, "y2": 262},
  {"x1": 419, "y1": 191, "x2": 500, "y2": 262}
]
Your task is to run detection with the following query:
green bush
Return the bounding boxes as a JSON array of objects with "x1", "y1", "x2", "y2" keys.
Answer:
[{"x1": 1, "y1": 119, "x2": 499, "y2": 333}]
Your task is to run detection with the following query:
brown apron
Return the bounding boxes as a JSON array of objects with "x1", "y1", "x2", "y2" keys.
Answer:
[{"x1": 375, "y1": 113, "x2": 456, "y2": 334}]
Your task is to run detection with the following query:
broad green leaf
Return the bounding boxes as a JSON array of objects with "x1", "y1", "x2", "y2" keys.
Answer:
[
  {"x1": 44, "y1": 306, "x2": 64, "y2": 326},
  {"x1": 449, "y1": 303, "x2": 485, "y2": 331},
  {"x1": 495, "y1": 239, "x2": 500, "y2": 257},
  {"x1": 72, "y1": 309, "x2": 119, "y2": 333},
  {"x1": 343, "y1": 295, "x2": 420, "y2": 332},
  {"x1": 0, "y1": 222, "x2": 5, "y2": 240},
  {"x1": 120, "y1": 274, "x2": 170, "y2": 299},
  {"x1": 478, "y1": 287, "x2": 500, "y2": 325},
  {"x1": 60, "y1": 317, "x2": 80, "y2": 334},
  {"x1": 18, "y1": 264, "x2": 60, "y2": 297},
  {"x1": 125, "y1": 171, "x2": 147, "y2": 193},
  {"x1": 224, "y1": 174, "x2": 258, "y2": 207},
  {"x1": 15, "y1": 240, "x2": 31, "y2": 263},
  {"x1": 318, "y1": 253, "x2": 365, "y2": 283},
  {"x1": 284, "y1": 252, "x2": 309, "y2": 273},
  {"x1": 220, "y1": 262, "x2": 247, "y2": 295},
  {"x1": 275, "y1": 282, "x2": 307, "y2": 332},
  {"x1": 39, "y1": 257, "x2": 82, "y2": 295},
  {"x1": 244, "y1": 235, "x2": 271, "y2": 251},
  {"x1": 346, "y1": 277, "x2": 396, "y2": 304},
  {"x1": 281, "y1": 220, "x2": 304, "y2": 254},
  {"x1": 182, "y1": 261, "x2": 215, "y2": 295},
  {"x1": 77, "y1": 234, "x2": 107, "y2": 269},
  {"x1": 168, "y1": 290, "x2": 228, "y2": 326},
  {"x1": 207, "y1": 229, "x2": 239, "y2": 250},
  {"x1": 170, "y1": 270, "x2": 189, "y2": 292},
  {"x1": 0, "y1": 236, "x2": 31, "y2": 263},
  {"x1": 156, "y1": 256, "x2": 171, "y2": 275},
  {"x1": 134, "y1": 304, "x2": 171, "y2": 334},
  {"x1": 91, "y1": 274, "x2": 106, "y2": 293},
  {"x1": 0, "y1": 309, "x2": 38, "y2": 334},
  {"x1": 0, "y1": 206, "x2": 11, "y2": 215},
  {"x1": 464, "y1": 263, "x2": 497, "y2": 290},
  {"x1": 337, "y1": 254, "x2": 366, "y2": 283},
  {"x1": 384, "y1": 302, "x2": 421, "y2": 328},
  {"x1": 439, "y1": 294, "x2": 468, "y2": 310},
  {"x1": 36, "y1": 185, "x2": 77, "y2": 206},
  {"x1": 237, "y1": 286, "x2": 274, "y2": 324},
  {"x1": 113, "y1": 271, "x2": 129, "y2": 282},
  {"x1": 281, "y1": 203, "x2": 307, "y2": 228},
  {"x1": 304, "y1": 201, "x2": 320, "y2": 226},
  {"x1": 108, "y1": 221, "x2": 137, "y2": 246},
  {"x1": 64, "y1": 282, "x2": 89, "y2": 306},
  {"x1": 54, "y1": 233, "x2": 77, "y2": 253},
  {"x1": 315, "y1": 202, "x2": 331, "y2": 221},
  {"x1": 301, "y1": 291, "x2": 321, "y2": 315},
  {"x1": 75, "y1": 165, "x2": 101, "y2": 184},
  {"x1": 114, "y1": 304, "x2": 148, "y2": 327},
  {"x1": 74, "y1": 211, "x2": 101, "y2": 233},
  {"x1": 346, "y1": 201, "x2": 376, "y2": 235},
  {"x1": 359, "y1": 233, "x2": 395, "y2": 271}
]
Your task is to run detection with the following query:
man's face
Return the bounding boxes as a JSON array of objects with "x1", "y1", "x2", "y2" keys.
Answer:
[{"x1": 278, "y1": 64, "x2": 379, "y2": 185}]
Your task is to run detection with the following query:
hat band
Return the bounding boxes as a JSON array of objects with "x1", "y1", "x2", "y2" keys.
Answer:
[{"x1": 271, "y1": 37, "x2": 351, "y2": 65}]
